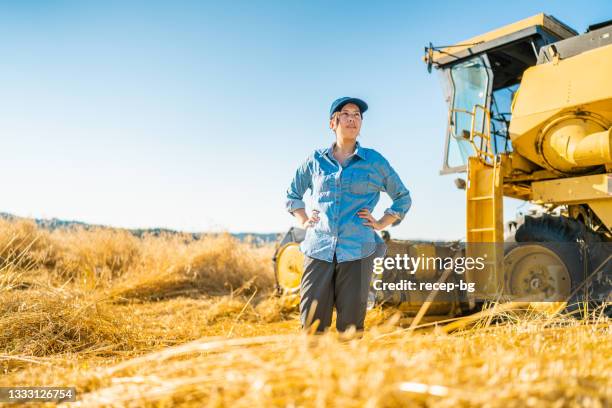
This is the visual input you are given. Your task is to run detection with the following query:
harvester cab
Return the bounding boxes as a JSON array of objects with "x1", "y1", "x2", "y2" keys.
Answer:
[
  {"x1": 424, "y1": 13, "x2": 611, "y2": 313},
  {"x1": 424, "y1": 14, "x2": 577, "y2": 174}
]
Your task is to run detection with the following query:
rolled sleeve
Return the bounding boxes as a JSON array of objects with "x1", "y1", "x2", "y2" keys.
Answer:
[
  {"x1": 285, "y1": 154, "x2": 313, "y2": 215},
  {"x1": 382, "y1": 160, "x2": 412, "y2": 227},
  {"x1": 286, "y1": 198, "x2": 306, "y2": 213}
]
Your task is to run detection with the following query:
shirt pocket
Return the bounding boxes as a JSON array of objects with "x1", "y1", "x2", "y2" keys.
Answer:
[{"x1": 351, "y1": 172, "x2": 383, "y2": 195}]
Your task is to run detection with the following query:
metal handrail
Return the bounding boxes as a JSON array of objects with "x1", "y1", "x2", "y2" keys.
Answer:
[
  {"x1": 469, "y1": 104, "x2": 495, "y2": 163},
  {"x1": 447, "y1": 104, "x2": 496, "y2": 165}
]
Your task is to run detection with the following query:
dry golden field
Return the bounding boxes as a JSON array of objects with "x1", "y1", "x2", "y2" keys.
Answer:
[{"x1": 0, "y1": 218, "x2": 610, "y2": 407}]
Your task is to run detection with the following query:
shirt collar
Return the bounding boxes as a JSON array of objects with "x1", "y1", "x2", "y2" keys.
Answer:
[{"x1": 327, "y1": 141, "x2": 367, "y2": 161}]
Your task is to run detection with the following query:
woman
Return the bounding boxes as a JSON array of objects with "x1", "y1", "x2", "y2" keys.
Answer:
[{"x1": 285, "y1": 96, "x2": 412, "y2": 333}]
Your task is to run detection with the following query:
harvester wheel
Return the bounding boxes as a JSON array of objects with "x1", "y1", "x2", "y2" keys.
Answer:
[
  {"x1": 274, "y1": 242, "x2": 304, "y2": 295},
  {"x1": 505, "y1": 214, "x2": 610, "y2": 316}
]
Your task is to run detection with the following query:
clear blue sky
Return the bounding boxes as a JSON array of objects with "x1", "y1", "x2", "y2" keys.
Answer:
[{"x1": 0, "y1": 1, "x2": 610, "y2": 239}]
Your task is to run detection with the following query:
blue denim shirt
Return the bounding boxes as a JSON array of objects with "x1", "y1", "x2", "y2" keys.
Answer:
[{"x1": 286, "y1": 141, "x2": 412, "y2": 262}]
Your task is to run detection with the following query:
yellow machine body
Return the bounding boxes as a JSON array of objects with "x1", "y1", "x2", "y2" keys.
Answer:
[
  {"x1": 425, "y1": 13, "x2": 612, "y2": 304},
  {"x1": 507, "y1": 42, "x2": 612, "y2": 230},
  {"x1": 510, "y1": 44, "x2": 612, "y2": 171}
]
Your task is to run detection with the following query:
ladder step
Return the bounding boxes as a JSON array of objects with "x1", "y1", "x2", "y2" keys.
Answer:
[
  {"x1": 468, "y1": 227, "x2": 495, "y2": 232},
  {"x1": 468, "y1": 195, "x2": 494, "y2": 201}
]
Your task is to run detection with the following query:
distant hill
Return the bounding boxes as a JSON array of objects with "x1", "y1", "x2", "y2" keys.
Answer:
[
  {"x1": 0, "y1": 212, "x2": 280, "y2": 245},
  {"x1": 0, "y1": 212, "x2": 474, "y2": 244}
]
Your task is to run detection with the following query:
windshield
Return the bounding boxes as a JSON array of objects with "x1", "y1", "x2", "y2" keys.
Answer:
[{"x1": 441, "y1": 56, "x2": 491, "y2": 173}]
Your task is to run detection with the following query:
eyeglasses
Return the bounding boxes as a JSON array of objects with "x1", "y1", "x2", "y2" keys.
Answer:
[{"x1": 338, "y1": 112, "x2": 362, "y2": 122}]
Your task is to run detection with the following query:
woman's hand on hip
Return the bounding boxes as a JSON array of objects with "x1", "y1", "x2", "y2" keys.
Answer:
[
  {"x1": 291, "y1": 208, "x2": 318, "y2": 229},
  {"x1": 301, "y1": 210, "x2": 320, "y2": 229},
  {"x1": 357, "y1": 208, "x2": 384, "y2": 230},
  {"x1": 359, "y1": 209, "x2": 400, "y2": 231}
]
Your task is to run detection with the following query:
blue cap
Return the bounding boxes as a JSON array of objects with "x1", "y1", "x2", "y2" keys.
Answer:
[{"x1": 329, "y1": 97, "x2": 368, "y2": 119}]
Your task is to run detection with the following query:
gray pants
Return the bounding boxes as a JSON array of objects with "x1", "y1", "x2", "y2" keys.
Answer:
[{"x1": 300, "y1": 253, "x2": 376, "y2": 333}]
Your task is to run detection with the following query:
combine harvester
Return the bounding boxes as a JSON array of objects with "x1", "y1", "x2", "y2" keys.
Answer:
[{"x1": 275, "y1": 14, "x2": 611, "y2": 320}]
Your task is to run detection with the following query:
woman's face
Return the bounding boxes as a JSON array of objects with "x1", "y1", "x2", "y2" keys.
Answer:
[{"x1": 330, "y1": 103, "x2": 362, "y2": 141}]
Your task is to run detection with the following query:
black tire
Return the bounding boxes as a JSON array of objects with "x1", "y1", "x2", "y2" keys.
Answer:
[{"x1": 512, "y1": 214, "x2": 610, "y2": 316}]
